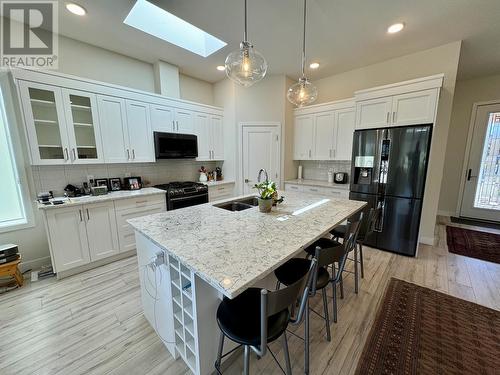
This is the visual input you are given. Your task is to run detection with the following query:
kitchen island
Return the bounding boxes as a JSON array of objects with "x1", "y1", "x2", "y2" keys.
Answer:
[{"x1": 128, "y1": 191, "x2": 365, "y2": 375}]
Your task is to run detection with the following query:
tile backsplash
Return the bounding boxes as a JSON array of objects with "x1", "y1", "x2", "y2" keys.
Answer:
[
  {"x1": 32, "y1": 160, "x2": 220, "y2": 196},
  {"x1": 296, "y1": 160, "x2": 352, "y2": 181}
]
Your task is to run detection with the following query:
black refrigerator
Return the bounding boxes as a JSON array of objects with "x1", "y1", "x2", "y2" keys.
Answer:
[{"x1": 350, "y1": 124, "x2": 432, "y2": 256}]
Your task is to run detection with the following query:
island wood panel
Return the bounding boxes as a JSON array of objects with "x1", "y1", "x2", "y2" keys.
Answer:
[{"x1": 0, "y1": 220, "x2": 498, "y2": 375}]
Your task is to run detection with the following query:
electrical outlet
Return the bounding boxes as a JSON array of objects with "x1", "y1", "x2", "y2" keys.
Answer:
[{"x1": 86, "y1": 175, "x2": 94, "y2": 183}]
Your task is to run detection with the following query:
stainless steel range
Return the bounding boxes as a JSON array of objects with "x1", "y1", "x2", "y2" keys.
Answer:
[{"x1": 154, "y1": 181, "x2": 208, "y2": 211}]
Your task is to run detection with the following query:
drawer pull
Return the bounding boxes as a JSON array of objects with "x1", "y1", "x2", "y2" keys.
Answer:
[{"x1": 135, "y1": 200, "x2": 148, "y2": 204}]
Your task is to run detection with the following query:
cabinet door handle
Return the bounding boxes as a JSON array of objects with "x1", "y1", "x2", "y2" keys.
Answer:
[
  {"x1": 126, "y1": 149, "x2": 130, "y2": 160},
  {"x1": 309, "y1": 149, "x2": 311, "y2": 158},
  {"x1": 172, "y1": 120, "x2": 175, "y2": 131},
  {"x1": 64, "y1": 148, "x2": 69, "y2": 161},
  {"x1": 386, "y1": 112, "x2": 390, "y2": 124},
  {"x1": 333, "y1": 149, "x2": 336, "y2": 158},
  {"x1": 86, "y1": 208, "x2": 90, "y2": 220},
  {"x1": 176, "y1": 121, "x2": 179, "y2": 131},
  {"x1": 392, "y1": 111, "x2": 396, "y2": 123},
  {"x1": 329, "y1": 149, "x2": 332, "y2": 158},
  {"x1": 72, "y1": 148, "x2": 76, "y2": 160},
  {"x1": 132, "y1": 149, "x2": 135, "y2": 159},
  {"x1": 79, "y1": 209, "x2": 82, "y2": 222}
]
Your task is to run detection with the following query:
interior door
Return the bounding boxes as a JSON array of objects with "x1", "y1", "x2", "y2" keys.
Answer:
[
  {"x1": 242, "y1": 125, "x2": 280, "y2": 194},
  {"x1": 293, "y1": 115, "x2": 314, "y2": 160},
  {"x1": 97, "y1": 95, "x2": 129, "y2": 163},
  {"x1": 460, "y1": 103, "x2": 500, "y2": 221},
  {"x1": 313, "y1": 112, "x2": 335, "y2": 160},
  {"x1": 125, "y1": 100, "x2": 154, "y2": 162},
  {"x1": 84, "y1": 202, "x2": 120, "y2": 261},
  {"x1": 62, "y1": 89, "x2": 103, "y2": 164},
  {"x1": 18, "y1": 81, "x2": 70, "y2": 165}
]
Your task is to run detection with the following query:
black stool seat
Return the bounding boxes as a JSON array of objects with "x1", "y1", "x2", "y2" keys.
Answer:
[
  {"x1": 216, "y1": 288, "x2": 290, "y2": 347},
  {"x1": 275, "y1": 258, "x2": 330, "y2": 290},
  {"x1": 331, "y1": 224, "x2": 346, "y2": 238},
  {"x1": 304, "y1": 237, "x2": 342, "y2": 257}
]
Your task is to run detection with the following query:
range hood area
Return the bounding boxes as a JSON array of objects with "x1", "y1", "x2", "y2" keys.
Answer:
[{"x1": 154, "y1": 131, "x2": 198, "y2": 159}]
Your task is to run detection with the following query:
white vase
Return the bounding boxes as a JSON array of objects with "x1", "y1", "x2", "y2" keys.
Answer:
[{"x1": 199, "y1": 172, "x2": 208, "y2": 182}]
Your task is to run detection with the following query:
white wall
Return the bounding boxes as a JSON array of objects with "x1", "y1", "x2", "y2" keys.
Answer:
[
  {"x1": 439, "y1": 73, "x2": 500, "y2": 215},
  {"x1": 179, "y1": 74, "x2": 214, "y2": 106},
  {"x1": 310, "y1": 41, "x2": 462, "y2": 244}
]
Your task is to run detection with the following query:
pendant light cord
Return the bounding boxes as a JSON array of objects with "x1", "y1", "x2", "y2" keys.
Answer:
[
  {"x1": 301, "y1": 0, "x2": 307, "y2": 77},
  {"x1": 244, "y1": 0, "x2": 248, "y2": 42}
]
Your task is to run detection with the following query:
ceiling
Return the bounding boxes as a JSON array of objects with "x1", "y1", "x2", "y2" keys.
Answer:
[{"x1": 54, "y1": 0, "x2": 500, "y2": 83}]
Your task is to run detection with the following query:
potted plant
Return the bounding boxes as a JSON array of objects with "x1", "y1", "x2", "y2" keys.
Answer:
[{"x1": 253, "y1": 180, "x2": 278, "y2": 213}]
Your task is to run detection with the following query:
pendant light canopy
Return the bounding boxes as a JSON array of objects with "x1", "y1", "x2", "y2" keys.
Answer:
[
  {"x1": 225, "y1": 0, "x2": 267, "y2": 87},
  {"x1": 287, "y1": 0, "x2": 317, "y2": 107}
]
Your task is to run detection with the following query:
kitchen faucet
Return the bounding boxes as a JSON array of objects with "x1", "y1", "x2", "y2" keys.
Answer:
[{"x1": 258, "y1": 168, "x2": 269, "y2": 183}]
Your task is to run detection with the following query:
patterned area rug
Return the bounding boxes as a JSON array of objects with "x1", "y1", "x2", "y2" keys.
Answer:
[
  {"x1": 446, "y1": 226, "x2": 500, "y2": 264},
  {"x1": 355, "y1": 278, "x2": 500, "y2": 375}
]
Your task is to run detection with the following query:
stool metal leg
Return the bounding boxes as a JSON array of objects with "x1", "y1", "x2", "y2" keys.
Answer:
[
  {"x1": 359, "y1": 243, "x2": 364, "y2": 278},
  {"x1": 332, "y1": 281, "x2": 338, "y2": 323},
  {"x1": 243, "y1": 345, "x2": 250, "y2": 375},
  {"x1": 282, "y1": 332, "x2": 292, "y2": 375},
  {"x1": 215, "y1": 331, "x2": 224, "y2": 373},
  {"x1": 321, "y1": 288, "x2": 331, "y2": 341},
  {"x1": 354, "y1": 247, "x2": 359, "y2": 294},
  {"x1": 304, "y1": 297, "x2": 310, "y2": 374},
  {"x1": 339, "y1": 272, "x2": 344, "y2": 299}
]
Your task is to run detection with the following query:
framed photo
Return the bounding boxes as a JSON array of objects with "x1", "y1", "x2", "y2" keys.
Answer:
[
  {"x1": 109, "y1": 178, "x2": 122, "y2": 191},
  {"x1": 95, "y1": 178, "x2": 109, "y2": 188},
  {"x1": 124, "y1": 176, "x2": 142, "y2": 190}
]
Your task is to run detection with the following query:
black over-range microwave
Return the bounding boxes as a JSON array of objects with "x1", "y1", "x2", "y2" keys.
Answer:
[{"x1": 154, "y1": 132, "x2": 198, "y2": 159}]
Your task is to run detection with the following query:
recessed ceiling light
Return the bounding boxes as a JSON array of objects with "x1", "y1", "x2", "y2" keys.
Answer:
[
  {"x1": 216, "y1": 65, "x2": 225, "y2": 71},
  {"x1": 309, "y1": 62, "x2": 320, "y2": 69},
  {"x1": 387, "y1": 23, "x2": 404, "y2": 34},
  {"x1": 66, "y1": 3, "x2": 87, "y2": 16}
]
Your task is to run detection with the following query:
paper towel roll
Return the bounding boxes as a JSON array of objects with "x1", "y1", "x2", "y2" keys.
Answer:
[{"x1": 298, "y1": 165, "x2": 303, "y2": 179}]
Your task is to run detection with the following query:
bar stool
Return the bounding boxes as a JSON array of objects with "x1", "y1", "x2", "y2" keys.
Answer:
[
  {"x1": 215, "y1": 259, "x2": 317, "y2": 375},
  {"x1": 331, "y1": 207, "x2": 379, "y2": 293}
]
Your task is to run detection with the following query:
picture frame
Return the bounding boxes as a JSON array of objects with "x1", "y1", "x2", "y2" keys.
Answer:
[
  {"x1": 109, "y1": 178, "x2": 122, "y2": 191},
  {"x1": 124, "y1": 176, "x2": 142, "y2": 190},
  {"x1": 95, "y1": 178, "x2": 109, "y2": 188}
]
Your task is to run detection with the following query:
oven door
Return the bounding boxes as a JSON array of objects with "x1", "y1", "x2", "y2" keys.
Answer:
[{"x1": 167, "y1": 193, "x2": 209, "y2": 210}]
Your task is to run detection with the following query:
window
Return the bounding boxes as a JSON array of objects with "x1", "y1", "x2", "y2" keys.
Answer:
[{"x1": 0, "y1": 87, "x2": 29, "y2": 231}]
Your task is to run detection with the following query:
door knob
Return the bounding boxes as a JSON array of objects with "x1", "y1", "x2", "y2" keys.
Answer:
[{"x1": 245, "y1": 179, "x2": 250, "y2": 183}]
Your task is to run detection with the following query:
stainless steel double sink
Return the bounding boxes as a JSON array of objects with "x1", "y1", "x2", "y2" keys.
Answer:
[{"x1": 213, "y1": 196, "x2": 259, "y2": 212}]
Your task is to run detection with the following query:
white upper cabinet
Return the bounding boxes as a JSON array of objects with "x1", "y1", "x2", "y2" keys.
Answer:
[
  {"x1": 97, "y1": 95, "x2": 129, "y2": 163},
  {"x1": 294, "y1": 115, "x2": 314, "y2": 160},
  {"x1": 150, "y1": 104, "x2": 175, "y2": 133},
  {"x1": 355, "y1": 97, "x2": 393, "y2": 130},
  {"x1": 174, "y1": 109, "x2": 194, "y2": 134},
  {"x1": 195, "y1": 114, "x2": 224, "y2": 161},
  {"x1": 62, "y1": 89, "x2": 103, "y2": 164},
  {"x1": 293, "y1": 99, "x2": 356, "y2": 161},
  {"x1": 335, "y1": 108, "x2": 356, "y2": 160},
  {"x1": 354, "y1": 75, "x2": 443, "y2": 130},
  {"x1": 391, "y1": 89, "x2": 438, "y2": 126},
  {"x1": 125, "y1": 100, "x2": 154, "y2": 162},
  {"x1": 313, "y1": 112, "x2": 335, "y2": 160}
]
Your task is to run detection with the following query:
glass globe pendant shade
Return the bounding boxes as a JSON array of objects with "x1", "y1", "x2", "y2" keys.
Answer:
[
  {"x1": 225, "y1": 41, "x2": 267, "y2": 87},
  {"x1": 287, "y1": 77, "x2": 318, "y2": 107}
]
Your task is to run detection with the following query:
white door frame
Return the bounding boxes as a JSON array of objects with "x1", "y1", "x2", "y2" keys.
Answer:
[
  {"x1": 456, "y1": 99, "x2": 500, "y2": 217},
  {"x1": 238, "y1": 122, "x2": 282, "y2": 196}
]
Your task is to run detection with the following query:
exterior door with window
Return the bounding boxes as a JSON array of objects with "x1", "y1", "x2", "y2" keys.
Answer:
[{"x1": 460, "y1": 103, "x2": 500, "y2": 221}]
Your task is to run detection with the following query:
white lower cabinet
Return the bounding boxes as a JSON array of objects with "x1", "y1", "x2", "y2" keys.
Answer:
[
  {"x1": 46, "y1": 205, "x2": 90, "y2": 272},
  {"x1": 207, "y1": 183, "x2": 235, "y2": 202},
  {"x1": 284, "y1": 183, "x2": 349, "y2": 199},
  {"x1": 43, "y1": 194, "x2": 166, "y2": 276}
]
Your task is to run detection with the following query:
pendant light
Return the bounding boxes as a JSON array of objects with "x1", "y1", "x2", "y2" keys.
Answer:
[
  {"x1": 287, "y1": 0, "x2": 317, "y2": 107},
  {"x1": 225, "y1": 0, "x2": 267, "y2": 87}
]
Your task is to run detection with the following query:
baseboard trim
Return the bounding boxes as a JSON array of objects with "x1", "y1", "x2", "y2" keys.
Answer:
[
  {"x1": 419, "y1": 236, "x2": 436, "y2": 246},
  {"x1": 20, "y1": 256, "x2": 51, "y2": 273}
]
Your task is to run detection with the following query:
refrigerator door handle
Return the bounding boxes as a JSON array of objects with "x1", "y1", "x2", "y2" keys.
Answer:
[{"x1": 374, "y1": 199, "x2": 385, "y2": 232}]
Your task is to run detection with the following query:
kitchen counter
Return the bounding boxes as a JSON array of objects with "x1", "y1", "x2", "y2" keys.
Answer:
[
  {"x1": 202, "y1": 180, "x2": 235, "y2": 187},
  {"x1": 37, "y1": 187, "x2": 166, "y2": 209},
  {"x1": 285, "y1": 178, "x2": 350, "y2": 190},
  {"x1": 128, "y1": 190, "x2": 364, "y2": 299}
]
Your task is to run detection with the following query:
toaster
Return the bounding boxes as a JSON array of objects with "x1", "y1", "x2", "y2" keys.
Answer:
[{"x1": 333, "y1": 172, "x2": 348, "y2": 184}]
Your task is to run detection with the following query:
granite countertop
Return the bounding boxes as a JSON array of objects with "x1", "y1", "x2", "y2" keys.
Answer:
[
  {"x1": 37, "y1": 187, "x2": 165, "y2": 209},
  {"x1": 285, "y1": 179, "x2": 350, "y2": 190},
  {"x1": 128, "y1": 191, "x2": 365, "y2": 299},
  {"x1": 202, "y1": 180, "x2": 236, "y2": 187}
]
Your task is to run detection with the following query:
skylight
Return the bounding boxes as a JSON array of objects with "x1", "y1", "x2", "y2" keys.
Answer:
[{"x1": 124, "y1": 0, "x2": 227, "y2": 57}]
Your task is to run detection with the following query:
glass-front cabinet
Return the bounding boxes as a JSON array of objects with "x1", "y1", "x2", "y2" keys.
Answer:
[{"x1": 18, "y1": 81, "x2": 102, "y2": 165}]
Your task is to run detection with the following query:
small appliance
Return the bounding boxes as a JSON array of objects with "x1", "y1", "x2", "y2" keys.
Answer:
[
  {"x1": 334, "y1": 172, "x2": 348, "y2": 184},
  {"x1": 91, "y1": 186, "x2": 108, "y2": 196},
  {"x1": 154, "y1": 132, "x2": 198, "y2": 159}
]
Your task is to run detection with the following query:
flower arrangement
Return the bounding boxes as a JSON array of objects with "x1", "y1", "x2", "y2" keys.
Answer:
[{"x1": 253, "y1": 180, "x2": 284, "y2": 212}]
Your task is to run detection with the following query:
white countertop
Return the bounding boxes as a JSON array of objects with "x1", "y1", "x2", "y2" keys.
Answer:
[
  {"x1": 37, "y1": 187, "x2": 166, "y2": 210},
  {"x1": 202, "y1": 180, "x2": 235, "y2": 187},
  {"x1": 128, "y1": 191, "x2": 365, "y2": 299},
  {"x1": 285, "y1": 179, "x2": 350, "y2": 190}
]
